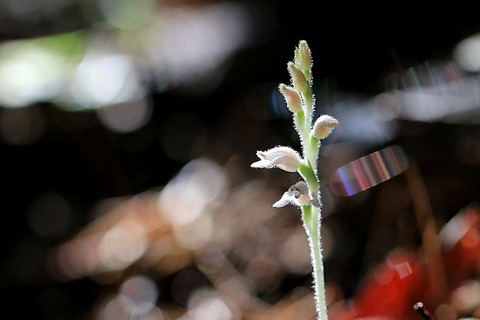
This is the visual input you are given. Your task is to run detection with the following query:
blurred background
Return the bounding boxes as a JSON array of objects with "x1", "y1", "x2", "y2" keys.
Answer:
[{"x1": 1, "y1": 0, "x2": 480, "y2": 319}]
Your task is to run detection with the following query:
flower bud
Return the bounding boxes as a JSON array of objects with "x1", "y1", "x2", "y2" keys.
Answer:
[
  {"x1": 294, "y1": 40, "x2": 311, "y2": 71},
  {"x1": 279, "y1": 84, "x2": 302, "y2": 113},
  {"x1": 312, "y1": 115, "x2": 340, "y2": 139},
  {"x1": 251, "y1": 146, "x2": 302, "y2": 172},
  {"x1": 287, "y1": 62, "x2": 308, "y2": 92}
]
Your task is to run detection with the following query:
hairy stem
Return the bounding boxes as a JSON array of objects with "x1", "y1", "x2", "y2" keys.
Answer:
[
  {"x1": 294, "y1": 110, "x2": 309, "y2": 143},
  {"x1": 306, "y1": 135, "x2": 319, "y2": 174},
  {"x1": 298, "y1": 162, "x2": 319, "y2": 192},
  {"x1": 300, "y1": 159, "x2": 327, "y2": 320},
  {"x1": 301, "y1": 204, "x2": 327, "y2": 320},
  {"x1": 298, "y1": 72, "x2": 327, "y2": 319}
]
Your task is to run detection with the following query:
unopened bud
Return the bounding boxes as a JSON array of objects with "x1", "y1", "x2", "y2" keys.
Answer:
[
  {"x1": 287, "y1": 62, "x2": 308, "y2": 92},
  {"x1": 279, "y1": 84, "x2": 302, "y2": 113},
  {"x1": 294, "y1": 40, "x2": 312, "y2": 71},
  {"x1": 312, "y1": 115, "x2": 339, "y2": 139}
]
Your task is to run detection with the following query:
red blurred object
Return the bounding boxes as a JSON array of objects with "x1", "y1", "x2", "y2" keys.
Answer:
[
  {"x1": 330, "y1": 249, "x2": 429, "y2": 320},
  {"x1": 441, "y1": 205, "x2": 480, "y2": 291},
  {"x1": 329, "y1": 205, "x2": 480, "y2": 320}
]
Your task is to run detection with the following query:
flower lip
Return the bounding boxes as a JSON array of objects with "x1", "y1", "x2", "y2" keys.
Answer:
[{"x1": 251, "y1": 146, "x2": 302, "y2": 172}]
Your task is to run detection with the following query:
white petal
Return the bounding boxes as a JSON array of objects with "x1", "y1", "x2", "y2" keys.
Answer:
[
  {"x1": 269, "y1": 155, "x2": 300, "y2": 172},
  {"x1": 272, "y1": 192, "x2": 295, "y2": 208},
  {"x1": 250, "y1": 159, "x2": 271, "y2": 169},
  {"x1": 259, "y1": 146, "x2": 301, "y2": 161},
  {"x1": 253, "y1": 146, "x2": 302, "y2": 172}
]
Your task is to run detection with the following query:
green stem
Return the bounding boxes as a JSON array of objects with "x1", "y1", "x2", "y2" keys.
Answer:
[
  {"x1": 299, "y1": 158, "x2": 326, "y2": 320},
  {"x1": 294, "y1": 110, "x2": 308, "y2": 143},
  {"x1": 303, "y1": 86, "x2": 314, "y2": 126},
  {"x1": 298, "y1": 162, "x2": 319, "y2": 192},
  {"x1": 306, "y1": 135, "x2": 319, "y2": 173},
  {"x1": 300, "y1": 85, "x2": 319, "y2": 173},
  {"x1": 301, "y1": 204, "x2": 327, "y2": 320}
]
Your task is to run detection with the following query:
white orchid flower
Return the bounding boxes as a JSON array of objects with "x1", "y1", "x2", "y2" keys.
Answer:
[
  {"x1": 273, "y1": 181, "x2": 311, "y2": 208},
  {"x1": 251, "y1": 146, "x2": 302, "y2": 173}
]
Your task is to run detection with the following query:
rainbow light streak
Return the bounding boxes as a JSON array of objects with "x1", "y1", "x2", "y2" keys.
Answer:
[{"x1": 329, "y1": 145, "x2": 409, "y2": 196}]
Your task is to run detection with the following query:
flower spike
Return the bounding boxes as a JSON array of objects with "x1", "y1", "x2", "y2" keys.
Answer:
[{"x1": 251, "y1": 40, "x2": 338, "y2": 320}]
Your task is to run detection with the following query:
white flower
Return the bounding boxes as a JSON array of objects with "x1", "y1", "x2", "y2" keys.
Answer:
[
  {"x1": 273, "y1": 181, "x2": 311, "y2": 207},
  {"x1": 251, "y1": 146, "x2": 302, "y2": 172},
  {"x1": 312, "y1": 115, "x2": 339, "y2": 139}
]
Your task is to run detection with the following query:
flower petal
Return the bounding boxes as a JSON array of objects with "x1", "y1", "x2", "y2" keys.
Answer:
[
  {"x1": 250, "y1": 159, "x2": 271, "y2": 169},
  {"x1": 251, "y1": 146, "x2": 302, "y2": 172},
  {"x1": 273, "y1": 181, "x2": 313, "y2": 208},
  {"x1": 269, "y1": 155, "x2": 300, "y2": 172},
  {"x1": 273, "y1": 192, "x2": 294, "y2": 208},
  {"x1": 258, "y1": 146, "x2": 300, "y2": 161}
]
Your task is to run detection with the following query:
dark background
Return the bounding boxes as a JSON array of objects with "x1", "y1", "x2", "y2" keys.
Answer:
[{"x1": 1, "y1": 0, "x2": 480, "y2": 319}]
